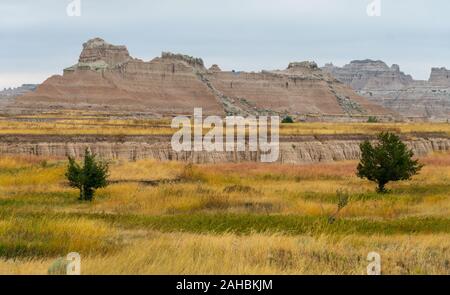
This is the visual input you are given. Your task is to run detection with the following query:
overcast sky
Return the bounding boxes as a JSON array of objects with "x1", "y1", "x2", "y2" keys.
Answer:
[{"x1": 1, "y1": 0, "x2": 450, "y2": 89}]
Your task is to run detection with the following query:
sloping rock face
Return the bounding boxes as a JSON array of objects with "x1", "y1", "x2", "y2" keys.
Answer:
[
  {"x1": 0, "y1": 134, "x2": 448, "y2": 164},
  {"x1": 16, "y1": 38, "x2": 391, "y2": 118},
  {"x1": 203, "y1": 60, "x2": 389, "y2": 116},
  {"x1": 17, "y1": 38, "x2": 224, "y2": 115},
  {"x1": 323, "y1": 60, "x2": 413, "y2": 91},
  {"x1": 429, "y1": 68, "x2": 450, "y2": 86},
  {"x1": 323, "y1": 60, "x2": 450, "y2": 120}
]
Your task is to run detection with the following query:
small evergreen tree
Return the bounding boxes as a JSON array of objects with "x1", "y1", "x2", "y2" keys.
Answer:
[
  {"x1": 367, "y1": 116, "x2": 378, "y2": 123},
  {"x1": 281, "y1": 116, "x2": 294, "y2": 123},
  {"x1": 66, "y1": 148, "x2": 109, "y2": 201},
  {"x1": 357, "y1": 132, "x2": 423, "y2": 193}
]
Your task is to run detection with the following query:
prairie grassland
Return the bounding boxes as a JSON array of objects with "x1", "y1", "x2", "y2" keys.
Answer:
[
  {"x1": 1, "y1": 112, "x2": 450, "y2": 135},
  {"x1": 1, "y1": 233, "x2": 449, "y2": 275},
  {"x1": 0, "y1": 153, "x2": 449, "y2": 274}
]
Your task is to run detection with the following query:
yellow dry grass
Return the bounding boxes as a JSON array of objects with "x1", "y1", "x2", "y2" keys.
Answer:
[
  {"x1": 1, "y1": 154, "x2": 449, "y2": 218},
  {"x1": 0, "y1": 150, "x2": 450, "y2": 274},
  {"x1": 0, "y1": 215, "x2": 119, "y2": 262},
  {"x1": 1, "y1": 112, "x2": 450, "y2": 136},
  {"x1": 0, "y1": 232, "x2": 448, "y2": 275}
]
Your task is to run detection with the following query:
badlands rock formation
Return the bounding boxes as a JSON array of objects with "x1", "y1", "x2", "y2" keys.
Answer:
[
  {"x1": 323, "y1": 60, "x2": 450, "y2": 120},
  {"x1": 18, "y1": 38, "x2": 223, "y2": 115},
  {"x1": 203, "y1": 60, "x2": 389, "y2": 117},
  {"x1": 16, "y1": 38, "x2": 390, "y2": 118},
  {"x1": 0, "y1": 134, "x2": 448, "y2": 164},
  {"x1": 429, "y1": 67, "x2": 450, "y2": 85},
  {"x1": 0, "y1": 84, "x2": 38, "y2": 99}
]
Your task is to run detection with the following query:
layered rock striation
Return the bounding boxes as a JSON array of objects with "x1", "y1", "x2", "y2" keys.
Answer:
[
  {"x1": 323, "y1": 60, "x2": 450, "y2": 120},
  {"x1": 203, "y1": 60, "x2": 389, "y2": 117},
  {"x1": 0, "y1": 134, "x2": 448, "y2": 164},
  {"x1": 16, "y1": 38, "x2": 391, "y2": 119}
]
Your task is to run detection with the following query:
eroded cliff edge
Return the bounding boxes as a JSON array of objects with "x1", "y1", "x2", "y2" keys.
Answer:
[
  {"x1": 15, "y1": 38, "x2": 391, "y2": 119},
  {"x1": 1, "y1": 134, "x2": 449, "y2": 164},
  {"x1": 323, "y1": 60, "x2": 450, "y2": 120}
]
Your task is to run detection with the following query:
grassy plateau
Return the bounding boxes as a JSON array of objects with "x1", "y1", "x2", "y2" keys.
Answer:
[{"x1": 0, "y1": 113, "x2": 449, "y2": 274}]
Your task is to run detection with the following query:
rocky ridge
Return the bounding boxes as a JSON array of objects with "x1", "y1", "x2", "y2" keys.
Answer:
[
  {"x1": 0, "y1": 84, "x2": 38, "y2": 99},
  {"x1": 16, "y1": 38, "x2": 391, "y2": 119},
  {"x1": 0, "y1": 134, "x2": 448, "y2": 164},
  {"x1": 323, "y1": 60, "x2": 450, "y2": 120}
]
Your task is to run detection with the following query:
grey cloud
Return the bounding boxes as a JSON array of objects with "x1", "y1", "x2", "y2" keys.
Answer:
[{"x1": 0, "y1": 0, "x2": 449, "y2": 88}]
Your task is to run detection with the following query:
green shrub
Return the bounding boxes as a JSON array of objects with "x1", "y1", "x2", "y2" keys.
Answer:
[
  {"x1": 357, "y1": 132, "x2": 423, "y2": 193},
  {"x1": 281, "y1": 116, "x2": 294, "y2": 123},
  {"x1": 367, "y1": 116, "x2": 378, "y2": 123},
  {"x1": 66, "y1": 148, "x2": 109, "y2": 201}
]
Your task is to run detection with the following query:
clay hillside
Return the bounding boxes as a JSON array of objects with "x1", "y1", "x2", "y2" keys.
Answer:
[
  {"x1": 17, "y1": 38, "x2": 391, "y2": 118},
  {"x1": 323, "y1": 60, "x2": 450, "y2": 120}
]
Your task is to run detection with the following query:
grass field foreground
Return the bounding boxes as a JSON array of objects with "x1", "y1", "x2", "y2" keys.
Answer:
[{"x1": 0, "y1": 152, "x2": 449, "y2": 274}]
